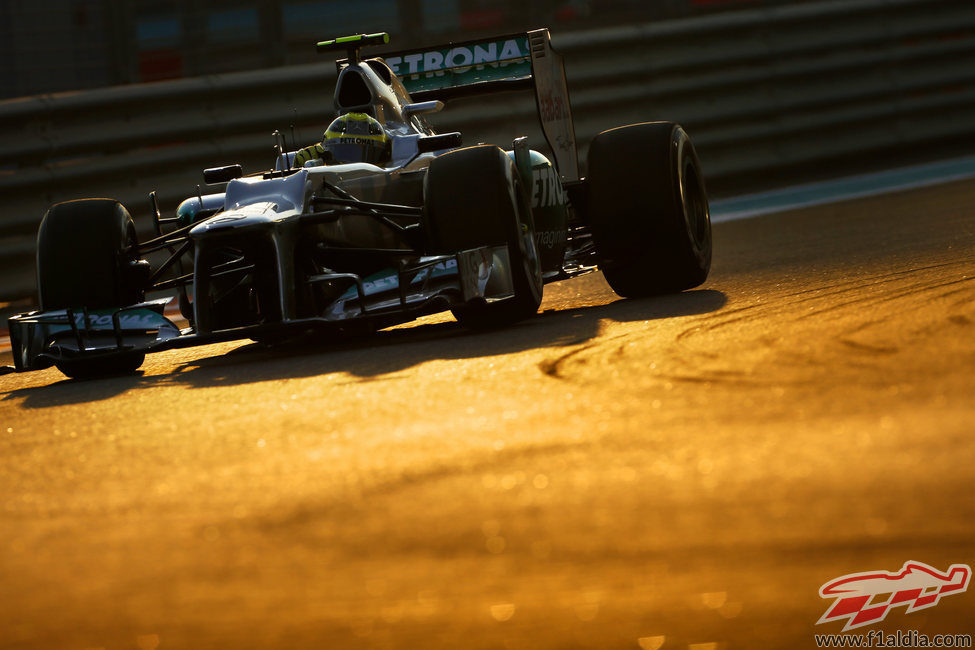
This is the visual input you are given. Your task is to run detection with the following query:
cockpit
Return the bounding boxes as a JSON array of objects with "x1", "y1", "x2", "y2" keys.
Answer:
[{"x1": 334, "y1": 57, "x2": 426, "y2": 133}]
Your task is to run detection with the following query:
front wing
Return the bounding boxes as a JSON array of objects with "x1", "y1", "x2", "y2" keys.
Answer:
[{"x1": 7, "y1": 245, "x2": 513, "y2": 373}]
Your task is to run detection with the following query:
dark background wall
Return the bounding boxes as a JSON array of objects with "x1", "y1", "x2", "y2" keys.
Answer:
[{"x1": 0, "y1": 0, "x2": 810, "y2": 99}]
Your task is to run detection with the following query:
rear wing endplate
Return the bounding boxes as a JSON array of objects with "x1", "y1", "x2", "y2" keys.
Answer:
[{"x1": 380, "y1": 29, "x2": 579, "y2": 182}]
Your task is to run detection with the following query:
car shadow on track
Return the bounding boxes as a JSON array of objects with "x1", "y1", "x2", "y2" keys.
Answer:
[
  {"x1": 2, "y1": 287, "x2": 727, "y2": 408},
  {"x1": 167, "y1": 287, "x2": 727, "y2": 385}
]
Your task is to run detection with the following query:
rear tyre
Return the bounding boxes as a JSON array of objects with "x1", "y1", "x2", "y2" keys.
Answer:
[
  {"x1": 37, "y1": 199, "x2": 146, "y2": 378},
  {"x1": 423, "y1": 145, "x2": 543, "y2": 328},
  {"x1": 587, "y1": 122, "x2": 711, "y2": 297}
]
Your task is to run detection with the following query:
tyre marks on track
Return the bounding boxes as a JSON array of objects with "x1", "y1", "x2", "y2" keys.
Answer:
[{"x1": 534, "y1": 246, "x2": 975, "y2": 398}]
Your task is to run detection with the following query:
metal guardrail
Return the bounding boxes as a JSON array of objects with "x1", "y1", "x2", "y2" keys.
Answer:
[{"x1": 2, "y1": 0, "x2": 974, "y2": 302}]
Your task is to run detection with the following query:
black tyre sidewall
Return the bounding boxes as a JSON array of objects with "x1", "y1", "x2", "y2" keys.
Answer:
[
  {"x1": 587, "y1": 122, "x2": 712, "y2": 297},
  {"x1": 423, "y1": 146, "x2": 542, "y2": 327},
  {"x1": 37, "y1": 199, "x2": 142, "y2": 310},
  {"x1": 37, "y1": 198, "x2": 145, "y2": 378}
]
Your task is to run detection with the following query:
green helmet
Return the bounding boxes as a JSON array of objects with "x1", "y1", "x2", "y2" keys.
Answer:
[{"x1": 323, "y1": 112, "x2": 390, "y2": 165}]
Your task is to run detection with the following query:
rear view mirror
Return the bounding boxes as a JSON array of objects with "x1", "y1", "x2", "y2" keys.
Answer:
[
  {"x1": 403, "y1": 100, "x2": 444, "y2": 118},
  {"x1": 203, "y1": 164, "x2": 243, "y2": 185}
]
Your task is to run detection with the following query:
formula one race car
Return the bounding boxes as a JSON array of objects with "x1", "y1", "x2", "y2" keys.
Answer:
[{"x1": 6, "y1": 29, "x2": 711, "y2": 379}]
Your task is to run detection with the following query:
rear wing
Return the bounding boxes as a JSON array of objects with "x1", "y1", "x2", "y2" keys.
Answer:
[{"x1": 380, "y1": 29, "x2": 579, "y2": 182}]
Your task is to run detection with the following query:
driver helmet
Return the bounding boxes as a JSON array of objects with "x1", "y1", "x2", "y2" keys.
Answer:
[{"x1": 322, "y1": 112, "x2": 390, "y2": 165}]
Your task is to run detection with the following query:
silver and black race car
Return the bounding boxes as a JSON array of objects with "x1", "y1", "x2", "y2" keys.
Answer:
[{"x1": 6, "y1": 29, "x2": 711, "y2": 379}]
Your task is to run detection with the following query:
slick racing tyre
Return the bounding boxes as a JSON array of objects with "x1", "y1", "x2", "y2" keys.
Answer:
[
  {"x1": 37, "y1": 199, "x2": 147, "y2": 378},
  {"x1": 423, "y1": 145, "x2": 543, "y2": 328},
  {"x1": 587, "y1": 122, "x2": 712, "y2": 297}
]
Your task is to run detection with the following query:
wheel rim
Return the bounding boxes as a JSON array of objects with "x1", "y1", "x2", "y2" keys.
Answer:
[
  {"x1": 513, "y1": 175, "x2": 543, "y2": 302},
  {"x1": 678, "y1": 136, "x2": 710, "y2": 257}
]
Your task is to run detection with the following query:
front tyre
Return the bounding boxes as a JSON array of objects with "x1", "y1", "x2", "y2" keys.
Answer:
[
  {"x1": 37, "y1": 199, "x2": 147, "y2": 378},
  {"x1": 587, "y1": 122, "x2": 712, "y2": 298},
  {"x1": 423, "y1": 145, "x2": 543, "y2": 328}
]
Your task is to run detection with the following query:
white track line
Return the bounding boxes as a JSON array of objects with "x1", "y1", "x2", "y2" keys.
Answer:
[{"x1": 711, "y1": 155, "x2": 975, "y2": 223}]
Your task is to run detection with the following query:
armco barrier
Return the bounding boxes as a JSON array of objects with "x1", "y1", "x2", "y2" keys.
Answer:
[{"x1": 2, "y1": 0, "x2": 974, "y2": 302}]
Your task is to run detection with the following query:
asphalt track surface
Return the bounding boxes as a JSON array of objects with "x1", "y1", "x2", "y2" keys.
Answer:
[{"x1": 2, "y1": 179, "x2": 974, "y2": 650}]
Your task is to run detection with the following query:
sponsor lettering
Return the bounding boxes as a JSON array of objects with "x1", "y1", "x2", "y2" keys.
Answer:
[
  {"x1": 539, "y1": 89, "x2": 569, "y2": 122},
  {"x1": 73, "y1": 312, "x2": 158, "y2": 330},
  {"x1": 386, "y1": 38, "x2": 529, "y2": 79},
  {"x1": 338, "y1": 136, "x2": 381, "y2": 146},
  {"x1": 532, "y1": 166, "x2": 565, "y2": 209},
  {"x1": 534, "y1": 230, "x2": 567, "y2": 249}
]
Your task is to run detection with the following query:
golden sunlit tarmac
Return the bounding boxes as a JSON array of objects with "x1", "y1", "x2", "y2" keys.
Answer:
[{"x1": 1, "y1": 180, "x2": 974, "y2": 649}]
